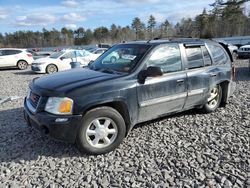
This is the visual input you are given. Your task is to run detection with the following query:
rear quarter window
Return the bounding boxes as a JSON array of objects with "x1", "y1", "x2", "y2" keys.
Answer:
[
  {"x1": 185, "y1": 47, "x2": 204, "y2": 69},
  {"x1": 207, "y1": 44, "x2": 229, "y2": 65}
]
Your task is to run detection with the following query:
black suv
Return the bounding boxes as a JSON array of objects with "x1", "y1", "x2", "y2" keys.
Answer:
[{"x1": 24, "y1": 39, "x2": 235, "y2": 154}]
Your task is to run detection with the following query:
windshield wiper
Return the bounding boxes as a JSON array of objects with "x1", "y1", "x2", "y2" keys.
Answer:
[{"x1": 96, "y1": 68, "x2": 122, "y2": 75}]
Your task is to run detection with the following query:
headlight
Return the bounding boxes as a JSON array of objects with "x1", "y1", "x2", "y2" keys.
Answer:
[{"x1": 45, "y1": 97, "x2": 73, "y2": 115}]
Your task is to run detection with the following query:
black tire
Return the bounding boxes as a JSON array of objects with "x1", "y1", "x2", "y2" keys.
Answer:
[
  {"x1": 46, "y1": 64, "x2": 58, "y2": 74},
  {"x1": 17, "y1": 60, "x2": 28, "y2": 70},
  {"x1": 76, "y1": 106, "x2": 126, "y2": 155},
  {"x1": 202, "y1": 85, "x2": 222, "y2": 113},
  {"x1": 110, "y1": 56, "x2": 117, "y2": 63}
]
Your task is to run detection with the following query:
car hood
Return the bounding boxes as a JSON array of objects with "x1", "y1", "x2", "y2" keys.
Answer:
[{"x1": 31, "y1": 68, "x2": 121, "y2": 94}]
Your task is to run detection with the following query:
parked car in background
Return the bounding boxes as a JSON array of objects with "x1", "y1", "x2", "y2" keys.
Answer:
[
  {"x1": 227, "y1": 44, "x2": 238, "y2": 59},
  {"x1": 31, "y1": 49, "x2": 89, "y2": 74},
  {"x1": 88, "y1": 48, "x2": 107, "y2": 55},
  {"x1": 237, "y1": 45, "x2": 250, "y2": 59},
  {"x1": 213, "y1": 39, "x2": 238, "y2": 60},
  {"x1": 24, "y1": 39, "x2": 235, "y2": 154},
  {"x1": 0, "y1": 48, "x2": 33, "y2": 70},
  {"x1": 80, "y1": 50, "x2": 102, "y2": 65},
  {"x1": 98, "y1": 43, "x2": 111, "y2": 48},
  {"x1": 33, "y1": 51, "x2": 52, "y2": 60}
]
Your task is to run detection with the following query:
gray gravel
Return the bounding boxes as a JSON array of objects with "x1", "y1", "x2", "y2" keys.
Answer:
[{"x1": 0, "y1": 61, "x2": 249, "y2": 187}]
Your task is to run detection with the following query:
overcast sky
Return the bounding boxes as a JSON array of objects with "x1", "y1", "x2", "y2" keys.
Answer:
[{"x1": 0, "y1": 0, "x2": 225, "y2": 33}]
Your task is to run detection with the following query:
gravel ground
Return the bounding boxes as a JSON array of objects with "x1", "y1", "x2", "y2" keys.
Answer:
[{"x1": 0, "y1": 60, "x2": 249, "y2": 188}]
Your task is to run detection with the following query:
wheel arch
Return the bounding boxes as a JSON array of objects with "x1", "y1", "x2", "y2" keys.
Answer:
[
  {"x1": 46, "y1": 63, "x2": 58, "y2": 73},
  {"x1": 81, "y1": 100, "x2": 132, "y2": 136},
  {"x1": 218, "y1": 80, "x2": 230, "y2": 106},
  {"x1": 16, "y1": 59, "x2": 28, "y2": 66}
]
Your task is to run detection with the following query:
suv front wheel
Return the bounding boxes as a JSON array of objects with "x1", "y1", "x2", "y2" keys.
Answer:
[
  {"x1": 202, "y1": 85, "x2": 222, "y2": 113},
  {"x1": 76, "y1": 106, "x2": 126, "y2": 155}
]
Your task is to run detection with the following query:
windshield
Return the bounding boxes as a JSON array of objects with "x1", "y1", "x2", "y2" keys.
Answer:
[
  {"x1": 82, "y1": 50, "x2": 92, "y2": 56},
  {"x1": 50, "y1": 51, "x2": 65, "y2": 59},
  {"x1": 89, "y1": 44, "x2": 151, "y2": 73}
]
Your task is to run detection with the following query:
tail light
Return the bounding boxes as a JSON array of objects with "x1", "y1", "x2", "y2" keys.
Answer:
[{"x1": 27, "y1": 53, "x2": 33, "y2": 57}]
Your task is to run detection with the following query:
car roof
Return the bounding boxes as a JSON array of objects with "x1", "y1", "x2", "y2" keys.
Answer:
[
  {"x1": 240, "y1": 45, "x2": 250, "y2": 48},
  {"x1": 119, "y1": 38, "x2": 212, "y2": 46},
  {"x1": 0, "y1": 48, "x2": 26, "y2": 51},
  {"x1": 61, "y1": 49, "x2": 83, "y2": 52}
]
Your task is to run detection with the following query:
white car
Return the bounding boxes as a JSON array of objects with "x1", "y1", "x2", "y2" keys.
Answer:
[
  {"x1": 237, "y1": 45, "x2": 250, "y2": 59},
  {"x1": 80, "y1": 50, "x2": 102, "y2": 65},
  {"x1": 0, "y1": 48, "x2": 33, "y2": 69},
  {"x1": 88, "y1": 48, "x2": 107, "y2": 55},
  {"x1": 31, "y1": 50, "x2": 96, "y2": 74}
]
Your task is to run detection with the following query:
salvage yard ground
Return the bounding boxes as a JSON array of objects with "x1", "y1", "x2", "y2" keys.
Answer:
[{"x1": 0, "y1": 60, "x2": 249, "y2": 187}]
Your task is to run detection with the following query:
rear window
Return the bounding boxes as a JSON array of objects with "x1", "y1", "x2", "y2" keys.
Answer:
[
  {"x1": 207, "y1": 44, "x2": 229, "y2": 65},
  {"x1": 3, "y1": 50, "x2": 22, "y2": 55}
]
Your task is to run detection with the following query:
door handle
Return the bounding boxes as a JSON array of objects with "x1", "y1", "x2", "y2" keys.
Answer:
[
  {"x1": 177, "y1": 79, "x2": 184, "y2": 83},
  {"x1": 210, "y1": 73, "x2": 217, "y2": 77}
]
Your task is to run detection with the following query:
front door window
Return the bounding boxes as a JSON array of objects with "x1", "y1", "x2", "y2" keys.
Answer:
[{"x1": 147, "y1": 44, "x2": 182, "y2": 73}]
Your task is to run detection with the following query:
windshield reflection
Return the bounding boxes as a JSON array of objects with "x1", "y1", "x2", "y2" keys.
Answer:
[{"x1": 89, "y1": 44, "x2": 151, "y2": 74}]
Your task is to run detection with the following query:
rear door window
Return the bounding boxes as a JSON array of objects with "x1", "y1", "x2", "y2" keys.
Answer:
[
  {"x1": 207, "y1": 44, "x2": 229, "y2": 65},
  {"x1": 185, "y1": 47, "x2": 204, "y2": 69}
]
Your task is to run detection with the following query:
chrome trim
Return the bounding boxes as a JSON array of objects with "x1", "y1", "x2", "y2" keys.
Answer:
[
  {"x1": 26, "y1": 99, "x2": 37, "y2": 113},
  {"x1": 26, "y1": 92, "x2": 41, "y2": 114},
  {"x1": 140, "y1": 92, "x2": 187, "y2": 107},
  {"x1": 188, "y1": 88, "x2": 206, "y2": 96}
]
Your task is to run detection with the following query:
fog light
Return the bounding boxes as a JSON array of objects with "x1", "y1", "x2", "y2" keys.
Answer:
[{"x1": 55, "y1": 118, "x2": 68, "y2": 123}]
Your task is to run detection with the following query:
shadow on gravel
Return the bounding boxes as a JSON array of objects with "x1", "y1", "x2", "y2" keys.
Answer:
[
  {"x1": 0, "y1": 107, "x2": 82, "y2": 163},
  {"x1": 13, "y1": 70, "x2": 38, "y2": 75},
  {"x1": 0, "y1": 67, "x2": 19, "y2": 71},
  {"x1": 235, "y1": 66, "x2": 250, "y2": 81}
]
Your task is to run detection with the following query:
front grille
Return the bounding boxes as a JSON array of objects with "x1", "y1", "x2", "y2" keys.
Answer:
[{"x1": 28, "y1": 92, "x2": 40, "y2": 109}]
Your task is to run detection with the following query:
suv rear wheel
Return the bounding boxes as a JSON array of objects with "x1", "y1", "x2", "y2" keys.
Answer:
[
  {"x1": 202, "y1": 85, "x2": 222, "y2": 113},
  {"x1": 17, "y1": 60, "x2": 28, "y2": 70},
  {"x1": 76, "y1": 106, "x2": 126, "y2": 155}
]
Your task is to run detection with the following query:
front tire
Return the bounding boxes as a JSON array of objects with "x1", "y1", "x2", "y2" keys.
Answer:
[
  {"x1": 17, "y1": 60, "x2": 28, "y2": 70},
  {"x1": 202, "y1": 85, "x2": 222, "y2": 113},
  {"x1": 46, "y1": 64, "x2": 58, "y2": 74},
  {"x1": 76, "y1": 107, "x2": 126, "y2": 155}
]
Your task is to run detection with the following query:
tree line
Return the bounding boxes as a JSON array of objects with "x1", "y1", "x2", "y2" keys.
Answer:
[{"x1": 0, "y1": 0, "x2": 249, "y2": 48}]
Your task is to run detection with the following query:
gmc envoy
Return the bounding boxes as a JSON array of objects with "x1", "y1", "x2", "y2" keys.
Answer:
[{"x1": 24, "y1": 39, "x2": 235, "y2": 154}]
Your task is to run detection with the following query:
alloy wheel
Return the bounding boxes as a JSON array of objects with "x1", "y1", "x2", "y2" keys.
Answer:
[{"x1": 85, "y1": 117, "x2": 118, "y2": 149}]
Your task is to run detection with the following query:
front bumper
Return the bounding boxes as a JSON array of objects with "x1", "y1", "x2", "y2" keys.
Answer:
[
  {"x1": 31, "y1": 64, "x2": 46, "y2": 73},
  {"x1": 23, "y1": 98, "x2": 82, "y2": 143}
]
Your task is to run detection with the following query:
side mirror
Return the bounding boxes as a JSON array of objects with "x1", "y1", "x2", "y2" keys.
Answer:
[
  {"x1": 138, "y1": 66, "x2": 163, "y2": 84},
  {"x1": 146, "y1": 66, "x2": 163, "y2": 77},
  {"x1": 88, "y1": 60, "x2": 94, "y2": 65},
  {"x1": 60, "y1": 57, "x2": 65, "y2": 61}
]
